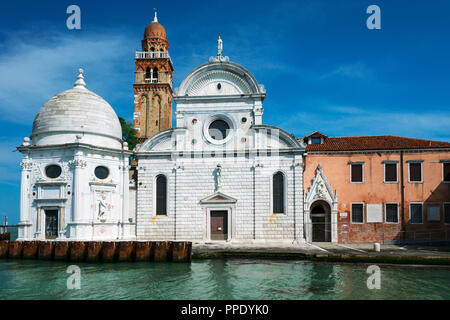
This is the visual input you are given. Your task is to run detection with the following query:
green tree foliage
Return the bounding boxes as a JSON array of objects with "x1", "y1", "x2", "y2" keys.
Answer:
[{"x1": 119, "y1": 117, "x2": 139, "y2": 151}]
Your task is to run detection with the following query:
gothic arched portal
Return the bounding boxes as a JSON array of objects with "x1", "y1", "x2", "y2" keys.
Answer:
[{"x1": 310, "y1": 200, "x2": 331, "y2": 242}]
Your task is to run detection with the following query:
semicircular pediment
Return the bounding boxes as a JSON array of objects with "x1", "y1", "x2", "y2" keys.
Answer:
[
  {"x1": 187, "y1": 70, "x2": 251, "y2": 96},
  {"x1": 176, "y1": 62, "x2": 263, "y2": 97}
]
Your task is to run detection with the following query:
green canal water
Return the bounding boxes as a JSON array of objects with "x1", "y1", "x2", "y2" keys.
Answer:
[{"x1": 0, "y1": 259, "x2": 449, "y2": 300}]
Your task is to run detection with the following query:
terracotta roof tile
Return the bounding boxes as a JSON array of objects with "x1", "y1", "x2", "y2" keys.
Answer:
[{"x1": 298, "y1": 135, "x2": 450, "y2": 152}]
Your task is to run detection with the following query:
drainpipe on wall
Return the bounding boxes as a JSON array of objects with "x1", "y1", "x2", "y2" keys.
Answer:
[
  {"x1": 302, "y1": 155, "x2": 307, "y2": 242},
  {"x1": 252, "y1": 165, "x2": 256, "y2": 240},
  {"x1": 400, "y1": 151, "x2": 405, "y2": 239},
  {"x1": 293, "y1": 162, "x2": 296, "y2": 242}
]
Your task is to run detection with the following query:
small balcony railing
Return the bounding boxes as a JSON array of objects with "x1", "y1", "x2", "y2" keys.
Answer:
[{"x1": 135, "y1": 51, "x2": 171, "y2": 60}]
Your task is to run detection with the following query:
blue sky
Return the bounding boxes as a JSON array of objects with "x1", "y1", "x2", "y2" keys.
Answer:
[{"x1": 0, "y1": 0, "x2": 449, "y2": 223}]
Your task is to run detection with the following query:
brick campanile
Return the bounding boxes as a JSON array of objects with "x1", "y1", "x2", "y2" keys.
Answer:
[{"x1": 133, "y1": 12, "x2": 173, "y2": 142}]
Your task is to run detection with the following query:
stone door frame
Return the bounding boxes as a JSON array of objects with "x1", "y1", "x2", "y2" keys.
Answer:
[{"x1": 205, "y1": 206, "x2": 234, "y2": 241}]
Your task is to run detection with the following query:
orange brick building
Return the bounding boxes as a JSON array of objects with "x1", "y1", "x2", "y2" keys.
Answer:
[{"x1": 302, "y1": 131, "x2": 450, "y2": 243}]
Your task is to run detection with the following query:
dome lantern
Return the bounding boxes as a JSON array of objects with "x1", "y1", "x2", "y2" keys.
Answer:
[
  {"x1": 73, "y1": 68, "x2": 87, "y2": 89},
  {"x1": 143, "y1": 10, "x2": 167, "y2": 41}
]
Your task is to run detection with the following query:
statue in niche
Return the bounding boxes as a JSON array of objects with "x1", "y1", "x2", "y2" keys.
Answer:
[
  {"x1": 98, "y1": 193, "x2": 108, "y2": 219},
  {"x1": 315, "y1": 181, "x2": 326, "y2": 199},
  {"x1": 215, "y1": 164, "x2": 222, "y2": 191}
]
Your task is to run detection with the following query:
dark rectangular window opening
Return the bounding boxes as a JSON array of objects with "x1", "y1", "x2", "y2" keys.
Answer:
[
  {"x1": 444, "y1": 163, "x2": 450, "y2": 182},
  {"x1": 410, "y1": 203, "x2": 423, "y2": 224},
  {"x1": 351, "y1": 204, "x2": 364, "y2": 223},
  {"x1": 445, "y1": 203, "x2": 450, "y2": 224},
  {"x1": 386, "y1": 204, "x2": 398, "y2": 223},
  {"x1": 409, "y1": 163, "x2": 422, "y2": 182},
  {"x1": 385, "y1": 163, "x2": 398, "y2": 182},
  {"x1": 351, "y1": 164, "x2": 363, "y2": 183}
]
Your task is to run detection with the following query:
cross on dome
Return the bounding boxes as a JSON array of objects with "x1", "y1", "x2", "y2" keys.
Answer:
[{"x1": 74, "y1": 68, "x2": 87, "y2": 89}]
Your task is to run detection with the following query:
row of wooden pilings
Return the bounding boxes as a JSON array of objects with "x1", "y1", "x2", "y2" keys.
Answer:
[{"x1": 0, "y1": 241, "x2": 192, "y2": 263}]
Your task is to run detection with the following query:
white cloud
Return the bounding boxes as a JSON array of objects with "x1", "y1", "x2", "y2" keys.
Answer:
[
  {"x1": 0, "y1": 32, "x2": 134, "y2": 125},
  {"x1": 320, "y1": 62, "x2": 372, "y2": 80},
  {"x1": 0, "y1": 31, "x2": 135, "y2": 188}
]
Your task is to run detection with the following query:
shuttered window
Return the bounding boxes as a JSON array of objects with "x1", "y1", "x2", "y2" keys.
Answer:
[
  {"x1": 273, "y1": 172, "x2": 284, "y2": 214},
  {"x1": 351, "y1": 164, "x2": 363, "y2": 183},
  {"x1": 385, "y1": 163, "x2": 398, "y2": 182},
  {"x1": 385, "y1": 204, "x2": 398, "y2": 223},
  {"x1": 409, "y1": 163, "x2": 422, "y2": 182},
  {"x1": 351, "y1": 204, "x2": 364, "y2": 223},
  {"x1": 410, "y1": 203, "x2": 423, "y2": 224},
  {"x1": 156, "y1": 175, "x2": 167, "y2": 215}
]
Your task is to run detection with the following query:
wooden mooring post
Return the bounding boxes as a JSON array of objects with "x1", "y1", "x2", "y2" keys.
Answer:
[{"x1": 0, "y1": 216, "x2": 10, "y2": 241}]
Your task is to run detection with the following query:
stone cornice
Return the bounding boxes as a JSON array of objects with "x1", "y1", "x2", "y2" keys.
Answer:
[
  {"x1": 174, "y1": 93, "x2": 264, "y2": 103},
  {"x1": 17, "y1": 142, "x2": 132, "y2": 156},
  {"x1": 136, "y1": 148, "x2": 305, "y2": 157}
]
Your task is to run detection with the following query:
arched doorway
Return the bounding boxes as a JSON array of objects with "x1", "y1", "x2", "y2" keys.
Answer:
[{"x1": 310, "y1": 201, "x2": 331, "y2": 242}]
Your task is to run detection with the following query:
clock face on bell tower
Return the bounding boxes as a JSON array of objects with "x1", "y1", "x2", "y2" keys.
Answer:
[{"x1": 133, "y1": 11, "x2": 173, "y2": 142}]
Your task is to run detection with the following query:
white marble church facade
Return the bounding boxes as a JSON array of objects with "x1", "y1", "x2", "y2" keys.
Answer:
[{"x1": 134, "y1": 50, "x2": 306, "y2": 243}]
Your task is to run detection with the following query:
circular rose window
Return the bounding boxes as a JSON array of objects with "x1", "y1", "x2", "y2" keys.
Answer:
[
  {"x1": 208, "y1": 120, "x2": 230, "y2": 141},
  {"x1": 94, "y1": 166, "x2": 109, "y2": 180},
  {"x1": 45, "y1": 165, "x2": 62, "y2": 179}
]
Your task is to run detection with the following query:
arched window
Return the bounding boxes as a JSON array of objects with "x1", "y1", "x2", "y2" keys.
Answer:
[
  {"x1": 156, "y1": 175, "x2": 167, "y2": 215},
  {"x1": 273, "y1": 172, "x2": 284, "y2": 214},
  {"x1": 152, "y1": 67, "x2": 158, "y2": 82},
  {"x1": 145, "y1": 67, "x2": 151, "y2": 80}
]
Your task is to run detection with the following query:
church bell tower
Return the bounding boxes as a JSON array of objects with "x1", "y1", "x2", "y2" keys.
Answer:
[{"x1": 133, "y1": 11, "x2": 173, "y2": 141}]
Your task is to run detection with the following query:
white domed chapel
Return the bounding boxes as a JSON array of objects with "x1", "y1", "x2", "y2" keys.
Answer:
[{"x1": 17, "y1": 69, "x2": 135, "y2": 241}]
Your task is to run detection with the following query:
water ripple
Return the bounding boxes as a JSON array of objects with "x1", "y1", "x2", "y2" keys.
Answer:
[{"x1": 0, "y1": 260, "x2": 449, "y2": 300}]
